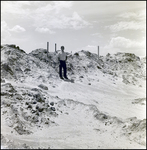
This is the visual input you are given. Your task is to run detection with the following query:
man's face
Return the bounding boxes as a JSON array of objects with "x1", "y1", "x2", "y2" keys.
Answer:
[{"x1": 61, "y1": 47, "x2": 64, "y2": 52}]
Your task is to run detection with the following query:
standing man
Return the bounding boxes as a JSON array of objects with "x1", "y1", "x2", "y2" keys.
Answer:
[{"x1": 58, "y1": 46, "x2": 68, "y2": 80}]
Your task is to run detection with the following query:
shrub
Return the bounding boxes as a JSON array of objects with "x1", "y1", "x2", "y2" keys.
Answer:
[
  {"x1": 86, "y1": 51, "x2": 91, "y2": 57},
  {"x1": 8, "y1": 44, "x2": 16, "y2": 48},
  {"x1": 126, "y1": 58, "x2": 134, "y2": 62},
  {"x1": 74, "y1": 52, "x2": 79, "y2": 56},
  {"x1": 106, "y1": 53, "x2": 110, "y2": 57}
]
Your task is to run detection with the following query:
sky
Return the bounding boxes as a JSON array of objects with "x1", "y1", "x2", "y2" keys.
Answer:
[{"x1": 1, "y1": 1, "x2": 146, "y2": 56}]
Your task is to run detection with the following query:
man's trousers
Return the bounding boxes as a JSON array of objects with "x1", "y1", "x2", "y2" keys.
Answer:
[{"x1": 59, "y1": 60, "x2": 67, "y2": 78}]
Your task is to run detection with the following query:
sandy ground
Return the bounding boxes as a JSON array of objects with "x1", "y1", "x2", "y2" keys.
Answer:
[{"x1": 1, "y1": 68, "x2": 146, "y2": 149}]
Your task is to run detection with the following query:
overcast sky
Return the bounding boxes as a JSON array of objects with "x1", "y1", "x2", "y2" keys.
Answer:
[{"x1": 1, "y1": 1, "x2": 146, "y2": 56}]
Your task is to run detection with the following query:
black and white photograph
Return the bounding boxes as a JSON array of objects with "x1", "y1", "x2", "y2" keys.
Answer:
[{"x1": 1, "y1": 1, "x2": 146, "y2": 149}]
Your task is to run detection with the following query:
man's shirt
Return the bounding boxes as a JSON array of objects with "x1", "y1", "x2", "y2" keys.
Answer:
[{"x1": 58, "y1": 52, "x2": 67, "y2": 61}]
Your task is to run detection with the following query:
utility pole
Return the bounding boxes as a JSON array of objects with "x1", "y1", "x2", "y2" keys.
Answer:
[
  {"x1": 47, "y1": 42, "x2": 49, "y2": 57},
  {"x1": 55, "y1": 43, "x2": 57, "y2": 52},
  {"x1": 98, "y1": 46, "x2": 99, "y2": 62}
]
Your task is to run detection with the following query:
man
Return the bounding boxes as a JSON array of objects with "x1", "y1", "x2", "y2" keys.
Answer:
[{"x1": 58, "y1": 46, "x2": 68, "y2": 80}]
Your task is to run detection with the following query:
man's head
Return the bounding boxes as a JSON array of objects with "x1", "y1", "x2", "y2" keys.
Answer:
[{"x1": 61, "y1": 46, "x2": 64, "y2": 52}]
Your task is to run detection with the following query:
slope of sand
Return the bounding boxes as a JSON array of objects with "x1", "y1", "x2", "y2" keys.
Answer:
[
  {"x1": 1, "y1": 69, "x2": 146, "y2": 149},
  {"x1": 1, "y1": 45, "x2": 146, "y2": 149}
]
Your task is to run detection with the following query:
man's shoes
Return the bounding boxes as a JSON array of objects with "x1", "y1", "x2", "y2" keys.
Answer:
[
  {"x1": 60, "y1": 76, "x2": 68, "y2": 80},
  {"x1": 60, "y1": 77, "x2": 64, "y2": 80}
]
